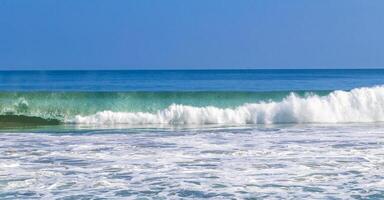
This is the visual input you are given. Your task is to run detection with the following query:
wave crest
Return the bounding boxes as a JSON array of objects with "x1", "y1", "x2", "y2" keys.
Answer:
[{"x1": 72, "y1": 86, "x2": 384, "y2": 125}]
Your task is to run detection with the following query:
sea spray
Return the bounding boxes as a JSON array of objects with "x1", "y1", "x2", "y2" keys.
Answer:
[
  {"x1": 0, "y1": 86, "x2": 383, "y2": 125},
  {"x1": 73, "y1": 86, "x2": 384, "y2": 125}
]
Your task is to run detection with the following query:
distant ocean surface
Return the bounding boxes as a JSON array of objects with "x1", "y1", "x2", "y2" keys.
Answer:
[
  {"x1": 0, "y1": 69, "x2": 384, "y2": 199},
  {"x1": 1, "y1": 69, "x2": 384, "y2": 91}
]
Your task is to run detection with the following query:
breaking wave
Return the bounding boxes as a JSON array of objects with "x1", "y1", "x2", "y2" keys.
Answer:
[
  {"x1": 1, "y1": 86, "x2": 384, "y2": 126},
  {"x1": 72, "y1": 86, "x2": 384, "y2": 125}
]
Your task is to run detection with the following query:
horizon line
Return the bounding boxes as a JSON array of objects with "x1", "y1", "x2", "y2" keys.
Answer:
[{"x1": 0, "y1": 68, "x2": 384, "y2": 71}]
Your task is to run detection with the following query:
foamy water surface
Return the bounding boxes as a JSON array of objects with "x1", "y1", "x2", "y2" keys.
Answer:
[{"x1": 0, "y1": 124, "x2": 383, "y2": 199}]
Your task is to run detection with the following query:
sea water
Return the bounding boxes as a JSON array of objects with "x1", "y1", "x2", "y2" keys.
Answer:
[{"x1": 0, "y1": 69, "x2": 383, "y2": 199}]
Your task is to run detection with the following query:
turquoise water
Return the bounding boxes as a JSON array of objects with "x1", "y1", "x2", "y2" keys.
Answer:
[
  {"x1": 1, "y1": 70, "x2": 384, "y2": 199},
  {"x1": 0, "y1": 91, "x2": 331, "y2": 124}
]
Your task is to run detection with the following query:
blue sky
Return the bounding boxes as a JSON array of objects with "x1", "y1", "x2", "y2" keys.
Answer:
[{"x1": 0, "y1": 0, "x2": 383, "y2": 69}]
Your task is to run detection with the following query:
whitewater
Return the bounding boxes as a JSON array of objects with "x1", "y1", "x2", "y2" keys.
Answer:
[{"x1": 73, "y1": 86, "x2": 384, "y2": 125}]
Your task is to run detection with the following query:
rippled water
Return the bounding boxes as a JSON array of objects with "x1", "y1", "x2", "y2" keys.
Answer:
[{"x1": 0, "y1": 124, "x2": 383, "y2": 199}]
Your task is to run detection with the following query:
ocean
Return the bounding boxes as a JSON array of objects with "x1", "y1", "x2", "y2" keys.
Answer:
[{"x1": 0, "y1": 69, "x2": 384, "y2": 199}]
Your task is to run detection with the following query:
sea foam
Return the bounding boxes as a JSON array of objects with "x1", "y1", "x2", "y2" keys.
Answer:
[{"x1": 73, "y1": 86, "x2": 384, "y2": 125}]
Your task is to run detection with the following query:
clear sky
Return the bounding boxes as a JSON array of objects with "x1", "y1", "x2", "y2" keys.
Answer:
[{"x1": 0, "y1": 0, "x2": 384, "y2": 70}]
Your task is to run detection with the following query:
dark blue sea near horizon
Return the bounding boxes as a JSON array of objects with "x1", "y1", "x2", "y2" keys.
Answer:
[
  {"x1": 0, "y1": 69, "x2": 384, "y2": 199},
  {"x1": 1, "y1": 69, "x2": 384, "y2": 91}
]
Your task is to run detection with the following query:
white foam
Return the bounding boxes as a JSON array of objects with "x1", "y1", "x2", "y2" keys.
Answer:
[
  {"x1": 1, "y1": 125, "x2": 383, "y2": 199},
  {"x1": 72, "y1": 86, "x2": 384, "y2": 125}
]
